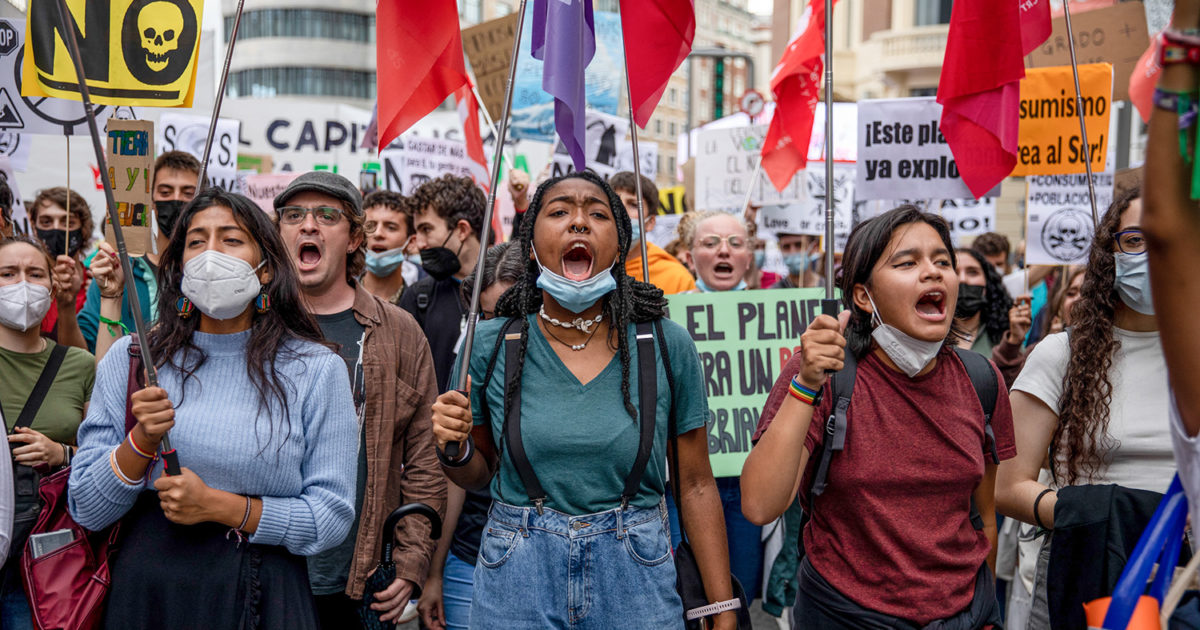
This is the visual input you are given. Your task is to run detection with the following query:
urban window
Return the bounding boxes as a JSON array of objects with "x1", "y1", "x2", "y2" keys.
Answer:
[
  {"x1": 669, "y1": 88, "x2": 677, "y2": 104},
  {"x1": 668, "y1": 156, "x2": 676, "y2": 173},
  {"x1": 656, "y1": 120, "x2": 663, "y2": 135},
  {"x1": 228, "y1": 67, "x2": 376, "y2": 100},
  {"x1": 914, "y1": 0, "x2": 953, "y2": 26},
  {"x1": 669, "y1": 122, "x2": 676, "y2": 137},
  {"x1": 458, "y1": 0, "x2": 482, "y2": 23},
  {"x1": 910, "y1": 87, "x2": 938, "y2": 97},
  {"x1": 226, "y1": 9, "x2": 374, "y2": 43}
]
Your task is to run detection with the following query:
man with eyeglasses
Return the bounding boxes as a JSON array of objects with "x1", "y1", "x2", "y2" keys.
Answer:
[
  {"x1": 274, "y1": 171, "x2": 446, "y2": 629},
  {"x1": 610, "y1": 171, "x2": 695, "y2": 293}
]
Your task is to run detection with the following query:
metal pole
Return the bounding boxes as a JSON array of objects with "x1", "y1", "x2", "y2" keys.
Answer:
[
  {"x1": 1061, "y1": 0, "x2": 1101, "y2": 227},
  {"x1": 448, "y1": 0, "x2": 529, "y2": 457},
  {"x1": 198, "y1": 0, "x2": 246, "y2": 188},
  {"x1": 624, "y1": 71, "x2": 651, "y2": 284},
  {"x1": 821, "y1": 0, "x2": 839, "y2": 319},
  {"x1": 64, "y1": 138, "x2": 70, "y2": 256},
  {"x1": 53, "y1": 0, "x2": 180, "y2": 475}
]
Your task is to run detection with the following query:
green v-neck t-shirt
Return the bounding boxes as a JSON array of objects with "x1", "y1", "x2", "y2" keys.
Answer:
[
  {"x1": 466, "y1": 314, "x2": 709, "y2": 515},
  {"x1": 0, "y1": 341, "x2": 95, "y2": 443}
]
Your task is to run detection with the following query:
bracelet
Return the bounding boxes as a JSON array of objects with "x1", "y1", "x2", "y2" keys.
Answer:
[
  {"x1": 788, "y1": 375, "x2": 820, "y2": 407},
  {"x1": 1033, "y1": 488, "x2": 1054, "y2": 531},
  {"x1": 109, "y1": 449, "x2": 142, "y2": 486},
  {"x1": 1165, "y1": 28, "x2": 1200, "y2": 48},
  {"x1": 237, "y1": 496, "x2": 252, "y2": 531},
  {"x1": 684, "y1": 598, "x2": 743, "y2": 621},
  {"x1": 61, "y1": 443, "x2": 70, "y2": 467},
  {"x1": 127, "y1": 432, "x2": 156, "y2": 459},
  {"x1": 437, "y1": 435, "x2": 475, "y2": 468},
  {"x1": 99, "y1": 315, "x2": 130, "y2": 337}
]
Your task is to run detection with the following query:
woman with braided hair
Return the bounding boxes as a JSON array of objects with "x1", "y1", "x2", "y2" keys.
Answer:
[{"x1": 432, "y1": 171, "x2": 736, "y2": 629}]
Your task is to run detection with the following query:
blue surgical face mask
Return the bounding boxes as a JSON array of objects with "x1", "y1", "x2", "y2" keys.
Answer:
[
  {"x1": 1114, "y1": 252, "x2": 1154, "y2": 315},
  {"x1": 364, "y1": 246, "x2": 407, "y2": 277},
  {"x1": 784, "y1": 252, "x2": 821, "y2": 276},
  {"x1": 754, "y1": 250, "x2": 766, "y2": 269},
  {"x1": 695, "y1": 276, "x2": 747, "y2": 293},
  {"x1": 534, "y1": 251, "x2": 617, "y2": 313},
  {"x1": 630, "y1": 220, "x2": 642, "y2": 244},
  {"x1": 405, "y1": 253, "x2": 423, "y2": 267}
]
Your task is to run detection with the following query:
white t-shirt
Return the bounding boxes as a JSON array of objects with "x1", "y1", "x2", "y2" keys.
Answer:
[
  {"x1": 1010, "y1": 328, "x2": 1173, "y2": 590},
  {"x1": 1170, "y1": 396, "x2": 1200, "y2": 540}
]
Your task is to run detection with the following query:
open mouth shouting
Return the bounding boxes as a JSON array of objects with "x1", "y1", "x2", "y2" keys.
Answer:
[
  {"x1": 296, "y1": 241, "x2": 323, "y2": 272},
  {"x1": 562, "y1": 241, "x2": 594, "y2": 281},
  {"x1": 914, "y1": 290, "x2": 947, "y2": 322},
  {"x1": 711, "y1": 260, "x2": 737, "y2": 283}
]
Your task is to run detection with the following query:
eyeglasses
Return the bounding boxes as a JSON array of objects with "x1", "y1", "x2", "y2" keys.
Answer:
[
  {"x1": 1113, "y1": 229, "x2": 1146, "y2": 255},
  {"x1": 277, "y1": 206, "x2": 346, "y2": 226},
  {"x1": 696, "y1": 234, "x2": 750, "y2": 251}
]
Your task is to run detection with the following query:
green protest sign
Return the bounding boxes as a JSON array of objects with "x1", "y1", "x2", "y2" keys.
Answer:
[{"x1": 666, "y1": 288, "x2": 830, "y2": 477}]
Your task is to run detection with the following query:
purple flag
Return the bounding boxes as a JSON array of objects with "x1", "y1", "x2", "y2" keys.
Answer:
[{"x1": 532, "y1": 0, "x2": 595, "y2": 171}]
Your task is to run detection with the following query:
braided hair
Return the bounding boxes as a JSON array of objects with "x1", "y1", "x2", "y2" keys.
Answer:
[{"x1": 493, "y1": 170, "x2": 666, "y2": 420}]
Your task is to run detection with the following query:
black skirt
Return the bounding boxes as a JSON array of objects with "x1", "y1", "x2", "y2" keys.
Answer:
[{"x1": 102, "y1": 492, "x2": 319, "y2": 630}]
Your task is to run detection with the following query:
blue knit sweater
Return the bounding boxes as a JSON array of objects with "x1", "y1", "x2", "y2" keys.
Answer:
[{"x1": 69, "y1": 331, "x2": 358, "y2": 556}]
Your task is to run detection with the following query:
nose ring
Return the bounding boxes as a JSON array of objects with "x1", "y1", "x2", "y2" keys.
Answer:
[{"x1": 570, "y1": 225, "x2": 587, "y2": 233}]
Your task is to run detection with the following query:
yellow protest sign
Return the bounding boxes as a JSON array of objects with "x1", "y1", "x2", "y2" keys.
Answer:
[
  {"x1": 22, "y1": 0, "x2": 203, "y2": 107},
  {"x1": 1012, "y1": 63, "x2": 1112, "y2": 176},
  {"x1": 659, "y1": 186, "x2": 686, "y2": 215}
]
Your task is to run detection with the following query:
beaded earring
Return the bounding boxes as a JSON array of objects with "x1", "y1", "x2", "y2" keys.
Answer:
[
  {"x1": 254, "y1": 291, "x2": 271, "y2": 314},
  {"x1": 176, "y1": 296, "x2": 195, "y2": 319}
]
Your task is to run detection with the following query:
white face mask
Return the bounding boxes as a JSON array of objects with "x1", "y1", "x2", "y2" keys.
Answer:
[
  {"x1": 1114, "y1": 252, "x2": 1154, "y2": 315},
  {"x1": 0, "y1": 282, "x2": 53, "y2": 332},
  {"x1": 180, "y1": 250, "x2": 265, "y2": 321},
  {"x1": 865, "y1": 290, "x2": 943, "y2": 378}
]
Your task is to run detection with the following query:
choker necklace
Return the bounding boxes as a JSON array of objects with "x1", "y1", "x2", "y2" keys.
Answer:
[
  {"x1": 539, "y1": 304, "x2": 603, "y2": 333},
  {"x1": 542, "y1": 318, "x2": 601, "y2": 351}
]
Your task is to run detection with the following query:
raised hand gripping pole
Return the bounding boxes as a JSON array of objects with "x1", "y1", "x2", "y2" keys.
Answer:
[{"x1": 53, "y1": 0, "x2": 180, "y2": 475}]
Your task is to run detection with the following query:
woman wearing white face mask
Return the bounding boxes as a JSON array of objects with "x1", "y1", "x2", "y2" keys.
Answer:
[
  {"x1": 67, "y1": 189, "x2": 357, "y2": 629},
  {"x1": 743, "y1": 206, "x2": 1016, "y2": 628},
  {"x1": 994, "y1": 188, "x2": 1173, "y2": 630},
  {"x1": 0, "y1": 235, "x2": 95, "y2": 630}
]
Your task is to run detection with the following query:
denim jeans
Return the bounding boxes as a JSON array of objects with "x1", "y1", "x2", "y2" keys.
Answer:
[
  {"x1": 0, "y1": 577, "x2": 33, "y2": 630},
  {"x1": 717, "y1": 477, "x2": 764, "y2": 600},
  {"x1": 471, "y1": 500, "x2": 683, "y2": 629},
  {"x1": 442, "y1": 551, "x2": 475, "y2": 630}
]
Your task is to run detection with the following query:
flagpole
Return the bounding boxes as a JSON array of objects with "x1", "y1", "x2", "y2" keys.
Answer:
[
  {"x1": 624, "y1": 71, "x2": 651, "y2": 284},
  {"x1": 1060, "y1": 0, "x2": 1100, "y2": 227},
  {"x1": 52, "y1": 0, "x2": 181, "y2": 475},
  {"x1": 64, "y1": 138, "x2": 70, "y2": 256},
  {"x1": 448, "y1": 0, "x2": 529, "y2": 459},
  {"x1": 741, "y1": 160, "x2": 763, "y2": 217},
  {"x1": 821, "y1": 0, "x2": 838, "y2": 320},
  {"x1": 198, "y1": 0, "x2": 246, "y2": 187}
]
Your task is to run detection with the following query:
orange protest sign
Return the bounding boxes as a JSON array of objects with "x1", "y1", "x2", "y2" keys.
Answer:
[{"x1": 1013, "y1": 63, "x2": 1112, "y2": 177}]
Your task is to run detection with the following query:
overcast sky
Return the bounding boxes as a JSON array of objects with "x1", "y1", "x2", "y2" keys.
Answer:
[{"x1": 748, "y1": 0, "x2": 773, "y2": 15}]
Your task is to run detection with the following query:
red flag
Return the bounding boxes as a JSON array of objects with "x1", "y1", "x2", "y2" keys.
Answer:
[
  {"x1": 1020, "y1": 0, "x2": 1052, "y2": 55},
  {"x1": 761, "y1": 0, "x2": 833, "y2": 192},
  {"x1": 455, "y1": 82, "x2": 490, "y2": 191},
  {"x1": 937, "y1": 0, "x2": 1025, "y2": 199},
  {"x1": 376, "y1": 0, "x2": 469, "y2": 150},
  {"x1": 619, "y1": 0, "x2": 695, "y2": 128},
  {"x1": 1130, "y1": 33, "x2": 1161, "y2": 124}
]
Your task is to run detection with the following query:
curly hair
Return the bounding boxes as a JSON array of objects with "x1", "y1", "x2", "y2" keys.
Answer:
[
  {"x1": 411, "y1": 174, "x2": 486, "y2": 238},
  {"x1": 1050, "y1": 187, "x2": 1140, "y2": 485},
  {"x1": 363, "y1": 189, "x2": 415, "y2": 237},
  {"x1": 954, "y1": 248, "x2": 1012, "y2": 345},
  {"x1": 492, "y1": 170, "x2": 667, "y2": 420},
  {"x1": 31, "y1": 187, "x2": 94, "y2": 251}
]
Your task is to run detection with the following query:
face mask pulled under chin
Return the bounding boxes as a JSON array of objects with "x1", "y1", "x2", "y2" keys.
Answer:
[{"x1": 865, "y1": 290, "x2": 943, "y2": 378}]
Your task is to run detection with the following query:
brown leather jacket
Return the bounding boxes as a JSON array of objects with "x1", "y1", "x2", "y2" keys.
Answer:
[{"x1": 345, "y1": 284, "x2": 446, "y2": 599}]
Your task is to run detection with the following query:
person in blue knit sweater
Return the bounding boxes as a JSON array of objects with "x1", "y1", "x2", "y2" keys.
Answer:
[{"x1": 68, "y1": 188, "x2": 358, "y2": 629}]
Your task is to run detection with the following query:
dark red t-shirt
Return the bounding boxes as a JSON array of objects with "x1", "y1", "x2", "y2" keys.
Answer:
[{"x1": 753, "y1": 347, "x2": 1016, "y2": 624}]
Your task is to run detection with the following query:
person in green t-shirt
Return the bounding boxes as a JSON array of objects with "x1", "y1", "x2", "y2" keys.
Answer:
[
  {"x1": 0, "y1": 235, "x2": 95, "y2": 630},
  {"x1": 432, "y1": 171, "x2": 738, "y2": 630}
]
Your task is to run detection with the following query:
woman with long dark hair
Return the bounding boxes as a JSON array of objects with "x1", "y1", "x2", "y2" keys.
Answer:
[
  {"x1": 431, "y1": 171, "x2": 736, "y2": 629},
  {"x1": 743, "y1": 206, "x2": 1015, "y2": 628},
  {"x1": 952, "y1": 248, "x2": 1013, "y2": 355},
  {"x1": 995, "y1": 188, "x2": 1172, "y2": 629},
  {"x1": 68, "y1": 189, "x2": 358, "y2": 629}
]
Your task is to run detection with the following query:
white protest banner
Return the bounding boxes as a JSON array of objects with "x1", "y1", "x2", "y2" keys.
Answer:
[
  {"x1": 856, "y1": 97, "x2": 976, "y2": 200},
  {"x1": 0, "y1": 132, "x2": 30, "y2": 171},
  {"x1": 242, "y1": 172, "x2": 301, "y2": 215},
  {"x1": 0, "y1": 156, "x2": 25, "y2": 233},
  {"x1": 380, "y1": 136, "x2": 488, "y2": 194},
  {"x1": 156, "y1": 113, "x2": 240, "y2": 192},
  {"x1": 761, "y1": 163, "x2": 856, "y2": 239},
  {"x1": 550, "y1": 142, "x2": 656, "y2": 180},
  {"x1": 1026, "y1": 172, "x2": 1114, "y2": 265},
  {"x1": 695, "y1": 125, "x2": 804, "y2": 212},
  {"x1": 545, "y1": 110, "x2": 655, "y2": 179},
  {"x1": 939, "y1": 198, "x2": 997, "y2": 240},
  {"x1": 807, "y1": 102, "x2": 859, "y2": 163}
]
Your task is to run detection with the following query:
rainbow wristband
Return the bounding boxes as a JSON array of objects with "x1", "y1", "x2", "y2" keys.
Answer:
[
  {"x1": 127, "y1": 432, "x2": 156, "y2": 459},
  {"x1": 788, "y1": 376, "x2": 819, "y2": 406}
]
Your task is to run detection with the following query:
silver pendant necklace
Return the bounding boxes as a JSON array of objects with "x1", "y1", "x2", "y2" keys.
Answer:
[{"x1": 539, "y1": 304, "x2": 603, "y2": 334}]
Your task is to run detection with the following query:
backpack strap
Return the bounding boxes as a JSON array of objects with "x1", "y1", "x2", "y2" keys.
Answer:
[
  {"x1": 479, "y1": 318, "x2": 520, "y2": 436},
  {"x1": 501, "y1": 320, "x2": 547, "y2": 513},
  {"x1": 620, "y1": 322, "x2": 658, "y2": 508},
  {"x1": 6, "y1": 343, "x2": 69, "y2": 434},
  {"x1": 126, "y1": 337, "x2": 145, "y2": 434},
  {"x1": 810, "y1": 348, "x2": 858, "y2": 497},
  {"x1": 413, "y1": 281, "x2": 436, "y2": 328},
  {"x1": 952, "y1": 347, "x2": 1001, "y2": 531}
]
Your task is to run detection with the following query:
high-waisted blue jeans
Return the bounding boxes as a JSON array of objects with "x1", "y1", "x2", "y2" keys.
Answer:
[{"x1": 470, "y1": 500, "x2": 684, "y2": 629}]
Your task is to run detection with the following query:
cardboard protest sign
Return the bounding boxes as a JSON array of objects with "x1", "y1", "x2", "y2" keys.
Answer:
[
  {"x1": 695, "y1": 125, "x2": 804, "y2": 212},
  {"x1": 1026, "y1": 171, "x2": 1115, "y2": 265},
  {"x1": 463, "y1": 14, "x2": 519, "y2": 122},
  {"x1": 380, "y1": 136, "x2": 488, "y2": 194},
  {"x1": 156, "y1": 113, "x2": 239, "y2": 191},
  {"x1": 242, "y1": 172, "x2": 300, "y2": 215},
  {"x1": 104, "y1": 119, "x2": 153, "y2": 255},
  {"x1": 856, "y1": 98, "x2": 976, "y2": 201},
  {"x1": 1027, "y1": 2, "x2": 1148, "y2": 102},
  {"x1": 23, "y1": 0, "x2": 204, "y2": 107},
  {"x1": 666, "y1": 288, "x2": 828, "y2": 477},
  {"x1": 1013, "y1": 64, "x2": 1113, "y2": 177}
]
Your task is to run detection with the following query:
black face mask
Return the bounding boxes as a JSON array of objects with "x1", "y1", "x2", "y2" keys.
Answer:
[
  {"x1": 156, "y1": 200, "x2": 187, "y2": 238},
  {"x1": 955, "y1": 284, "x2": 987, "y2": 319},
  {"x1": 420, "y1": 231, "x2": 464, "y2": 281},
  {"x1": 36, "y1": 228, "x2": 85, "y2": 257}
]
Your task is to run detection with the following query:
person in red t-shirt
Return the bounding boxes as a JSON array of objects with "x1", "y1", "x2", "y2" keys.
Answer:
[{"x1": 742, "y1": 205, "x2": 1015, "y2": 628}]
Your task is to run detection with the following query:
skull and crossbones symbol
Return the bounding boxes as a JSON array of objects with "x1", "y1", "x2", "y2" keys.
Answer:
[
  {"x1": 139, "y1": 1, "x2": 183, "y2": 72},
  {"x1": 1041, "y1": 208, "x2": 1093, "y2": 262}
]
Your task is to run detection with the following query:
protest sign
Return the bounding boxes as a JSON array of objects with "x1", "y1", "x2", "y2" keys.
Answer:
[
  {"x1": 806, "y1": 102, "x2": 859, "y2": 163},
  {"x1": 546, "y1": 110, "x2": 655, "y2": 179},
  {"x1": 1027, "y1": 2, "x2": 1148, "y2": 101},
  {"x1": 1013, "y1": 64, "x2": 1113, "y2": 177},
  {"x1": 104, "y1": 119, "x2": 153, "y2": 255},
  {"x1": 666, "y1": 288, "x2": 827, "y2": 477},
  {"x1": 0, "y1": 132, "x2": 31, "y2": 172},
  {"x1": 23, "y1": 0, "x2": 204, "y2": 107},
  {"x1": 242, "y1": 172, "x2": 300, "y2": 215},
  {"x1": 764, "y1": 163, "x2": 855, "y2": 238},
  {"x1": 380, "y1": 136, "x2": 488, "y2": 194},
  {"x1": 463, "y1": 14, "x2": 519, "y2": 122},
  {"x1": 938, "y1": 198, "x2": 998, "y2": 240},
  {"x1": 659, "y1": 185, "x2": 686, "y2": 215},
  {"x1": 1026, "y1": 171, "x2": 1115, "y2": 265},
  {"x1": 156, "y1": 113, "x2": 239, "y2": 191},
  {"x1": 695, "y1": 125, "x2": 803, "y2": 212},
  {"x1": 0, "y1": 156, "x2": 25, "y2": 233},
  {"x1": 856, "y1": 97, "x2": 976, "y2": 201}
]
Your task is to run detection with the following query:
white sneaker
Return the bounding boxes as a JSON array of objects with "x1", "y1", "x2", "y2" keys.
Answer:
[{"x1": 398, "y1": 600, "x2": 419, "y2": 624}]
